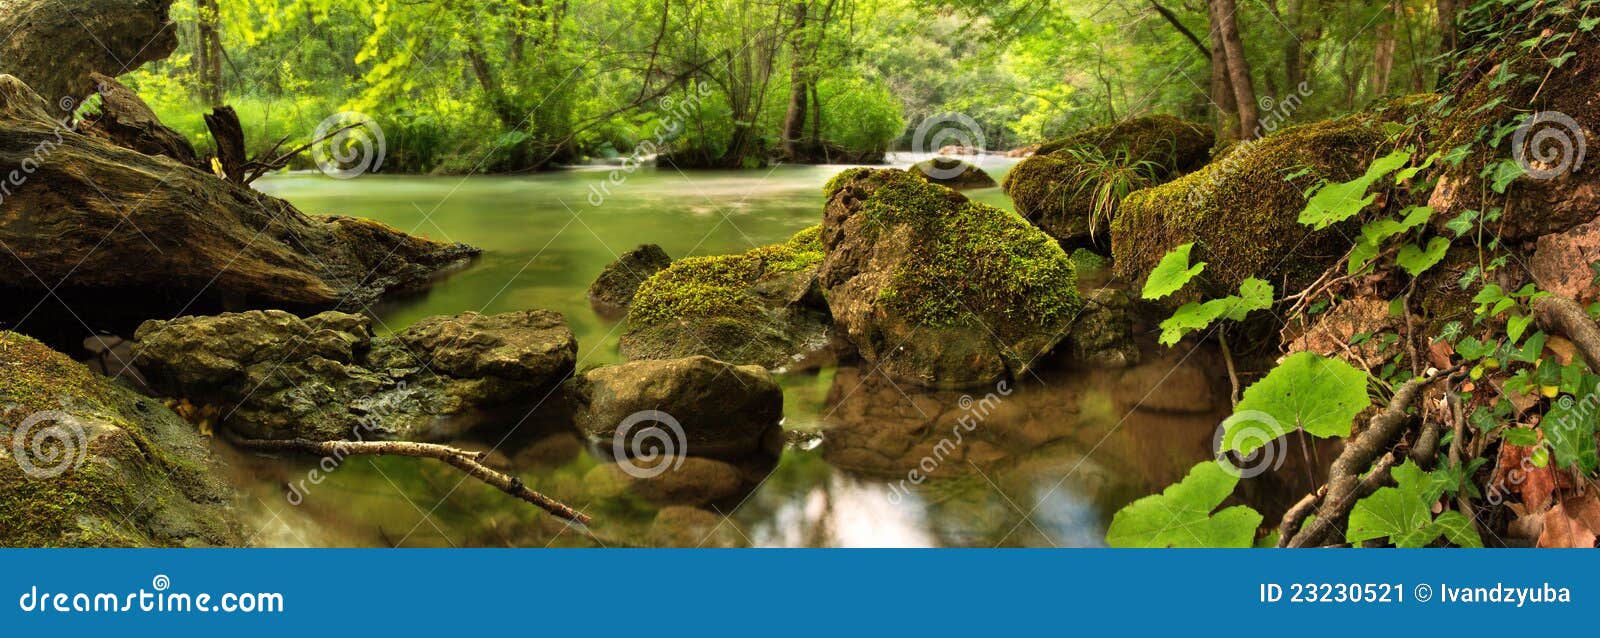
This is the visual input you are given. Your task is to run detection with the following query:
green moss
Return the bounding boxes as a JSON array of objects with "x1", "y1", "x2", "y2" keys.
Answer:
[
  {"x1": 1032, "y1": 114, "x2": 1212, "y2": 167},
  {"x1": 628, "y1": 225, "x2": 824, "y2": 327},
  {"x1": 844, "y1": 170, "x2": 1082, "y2": 337},
  {"x1": 1110, "y1": 113, "x2": 1393, "y2": 300}
]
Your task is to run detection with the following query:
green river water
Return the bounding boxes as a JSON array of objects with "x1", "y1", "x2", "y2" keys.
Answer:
[{"x1": 234, "y1": 157, "x2": 1253, "y2": 547}]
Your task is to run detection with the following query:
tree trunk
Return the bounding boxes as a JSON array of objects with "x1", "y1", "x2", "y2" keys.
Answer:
[
  {"x1": 1210, "y1": 0, "x2": 1260, "y2": 139},
  {"x1": 196, "y1": 0, "x2": 225, "y2": 105},
  {"x1": 781, "y1": 1, "x2": 809, "y2": 161},
  {"x1": 0, "y1": 0, "x2": 178, "y2": 117},
  {"x1": 1371, "y1": 2, "x2": 1397, "y2": 98},
  {"x1": 1437, "y1": 0, "x2": 1458, "y2": 53},
  {"x1": 1206, "y1": 0, "x2": 1239, "y2": 139}
]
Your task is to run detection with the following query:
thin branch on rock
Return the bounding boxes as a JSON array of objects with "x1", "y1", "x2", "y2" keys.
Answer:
[
  {"x1": 227, "y1": 436, "x2": 591, "y2": 524},
  {"x1": 1286, "y1": 365, "x2": 1459, "y2": 547}
]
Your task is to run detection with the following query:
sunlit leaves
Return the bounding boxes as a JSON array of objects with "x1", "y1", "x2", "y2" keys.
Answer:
[
  {"x1": 1298, "y1": 148, "x2": 1413, "y2": 230},
  {"x1": 1105, "y1": 462, "x2": 1262, "y2": 548},
  {"x1": 1395, "y1": 237, "x2": 1450, "y2": 276},
  {"x1": 1141, "y1": 242, "x2": 1205, "y2": 300},
  {"x1": 1157, "y1": 277, "x2": 1274, "y2": 345},
  {"x1": 1221, "y1": 352, "x2": 1369, "y2": 454}
]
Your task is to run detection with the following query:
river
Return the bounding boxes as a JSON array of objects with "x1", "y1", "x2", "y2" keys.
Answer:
[{"x1": 236, "y1": 155, "x2": 1253, "y2": 547}]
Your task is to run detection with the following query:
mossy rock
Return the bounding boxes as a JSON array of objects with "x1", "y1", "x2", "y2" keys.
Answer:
[
  {"x1": 570, "y1": 355, "x2": 783, "y2": 458},
  {"x1": 909, "y1": 157, "x2": 998, "y2": 190},
  {"x1": 1002, "y1": 115, "x2": 1212, "y2": 244},
  {"x1": 133, "y1": 309, "x2": 576, "y2": 442},
  {"x1": 620, "y1": 226, "x2": 833, "y2": 369},
  {"x1": 0, "y1": 331, "x2": 242, "y2": 547},
  {"x1": 1111, "y1": 113, "x2": 1392, "y2": 303},
  {"x1": 819, "y1": 168, "x2": 1083, "y2": 389},
  {"x1": 587, "y1": 244, "x2": 673, "y2": 319},
  {"x1": 1427, "y1": 10, "x2": 1600, "y2": 240}
]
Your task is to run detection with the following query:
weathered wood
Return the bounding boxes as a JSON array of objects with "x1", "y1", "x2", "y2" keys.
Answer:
[
  {"x1": 80, "y1": 72, "x2": 200, "y2": 167},
  {"x1": 0, "y1": 0, "x2": 178, "y2": 117}
]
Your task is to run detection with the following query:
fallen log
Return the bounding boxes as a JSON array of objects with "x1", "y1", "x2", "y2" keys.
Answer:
[{"x1": 0, "y1": 0, "x2": 178, "y2": 117}]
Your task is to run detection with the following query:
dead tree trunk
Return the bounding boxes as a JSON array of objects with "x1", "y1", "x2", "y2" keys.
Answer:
[{"x1": 0, "y1": 0, "x2": 178, "y2": 117}]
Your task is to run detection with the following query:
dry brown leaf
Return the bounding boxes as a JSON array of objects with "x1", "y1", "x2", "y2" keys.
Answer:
[
  {"x1": 1538, "y1": 503, "x2": 1598, "y2": 548},
  {"x1": 1494, "y1": 443, "x2": 1563, "y2": 512},
  {"x1": 1427, "y1": 340, "x2": 1455, "y2": 370},
  {"x1": 1546, "y1": 335, "x2": 1579, "y2": 366}
]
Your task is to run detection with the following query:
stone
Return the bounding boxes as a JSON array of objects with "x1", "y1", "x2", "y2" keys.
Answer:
[
  {"x1": 587, "y1": 244, "x2": 672, "y2": 319},
  {"x1": 570, "y1": 355, "x2": 783, "y2": 458}
]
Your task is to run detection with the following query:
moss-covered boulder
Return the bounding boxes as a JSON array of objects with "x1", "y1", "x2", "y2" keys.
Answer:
[
  {"x1": 1002, "y1": 115, "x2": 1213, "y2": 244},
  {"x1": 587, "y1": 244, "x2": 673, "y2": 319},
  {"x1": 619, "y1": 227, "x2": 832, "y2": 369},
  {"x1": 1427, "y1": 9, "x2": 1600, "y2": 240},
  {"x1": 819, "y1": 168, "x2": 1083, "y2": 389},
  {"x1": 570, "y1": 355, "x2": 783, "y2": 458},
  {"x1": 132, "y1": 309, "x2": 576, "y2": 442},
  {"x1": 1, "y1": 332, "x2": 242, "y2": 547},
  {"x1": 909, "y1": 157, "x2": 998, "y2": 190},
  {"x1": 1111, "y1": 114, "x2": 1390, "y2": 301},
  {"x1": 1064, "y1": 289, "x2": 1140, "y2": 368}
]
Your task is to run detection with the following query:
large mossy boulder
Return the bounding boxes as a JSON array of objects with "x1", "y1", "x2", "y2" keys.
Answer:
[
  {"x1": 0, "y1": 75, "x2": 478, "y2": 339},
  {"x1": 1111, "y1": 114, "x2": 1390, "y2": 302},
  {"x1": 819, "y1": 168, "x2": 1083, "y2": 389},
  {"x1": 619, "y1": 227, "x2": 832, "y2": 369},
  {"x1": 132, "y1": 309, "x2": 576, "y2": 442},
  {"x1": 1002, "y1": 115, "x2": 1213, "y2": 244},
  {"x1": 570, "y1": 355, "x2": 783, "y2": 458},
  {"x1": 909, "y1": 157, "x2": 998, "y2": 190},
  {"x1": 1, "y1": 332, "x2": 242, "y2": 547},
  {"x1": 587, "y1": 244, "x2": 673, "y2": 319}
]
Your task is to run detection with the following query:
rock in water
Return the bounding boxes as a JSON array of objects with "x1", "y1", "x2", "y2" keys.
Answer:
[
  {"x1": 571, "y1": 356, "x2": 783, "y2": 458},
  {"x1": 1064, "y1": 289, "x2": 1140, "y2": 368},
  {"x1": 909, "y1": 157, "x2": 998, "y2": 190},
  {"x1": 0, "y1": 75, "x2": 478, "y2": 337},
  {"x1": 587, "y1": 244, "x2": 672, "y2": 319},
  {"x1": 819, "y1": 168, "x2": 1083, "y2": 389},
  {"x1": 131, "y1": 309, "x2": 577, "y2": 442},
  {"x1": 1112, "y1": 109, "x2": 1402, "y2": 304},
  {"x1": 0, "y1": 331, "x2": 242, "y2": 547},
  {"x1": 620, "y1": 226, "x2": 833, "y2": 369},
  {"x1": 1002, "y1": 115, "x2": 1213, "y2": 244}
]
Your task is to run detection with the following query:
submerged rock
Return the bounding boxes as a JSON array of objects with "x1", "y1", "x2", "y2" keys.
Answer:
[
  {"x1": 909, "y1": 157, "x2": 998, "y2": 190},
  {"x1": 587, "y1": 244, "x2": 673, "y2": 319},
  {"x1": 1002, "y1": 115, "x2": 1212, "y2": 244},
  {"x1": 570, "y1": 355, "x2": 783, "y2": 458},
  {"x1": 131, "y1": 309, "x2": 576, "y2": 442},
  {"x1": 0, "y1": 75, "x2": 478, "y2": 339},
  {"x1": 1064, "y1": 289, "x2": 1141, "y2": 368},
  {"x1": 0, "y1": 331, "x2": 242, "y2": 547},
  {"x1": 619, "y1": 227, "x2": 832, "y2": 369},
  {"x1": 818, "y1": 168, "x2": 1083, "y2": 389},
  {"x1": 1112, "y1": 113, "x2": 1390, "y2": 303}
]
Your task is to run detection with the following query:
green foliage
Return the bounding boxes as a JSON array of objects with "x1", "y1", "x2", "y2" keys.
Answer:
[
  {"x1": 1105, "y1": 462, "x2": 1262, "y2": 548},
  {"x1": 1395, "y1": 237, "x2": 1450, "y2": 276},
  {"x1": 817, "y1": 77, "x2": 906, "y2": 154},
  {"x1": 1346, "y1": 461, "x2": 1484, "y2": 548},
  {"x1": 1157, "y1": 277, "x2": 1274, "y2": 346},
  {"x1": 1059, "y1": 147, "x2": 1160, "y2": 241},
  {"x1": 1141, "y1": 243, "x2": 1205, "y2": 300},
  {"x1": 1222, "y1": 352, "x2": 1370, "y2": 454},
  {"x1": 1298, "y1": 148, "x2": 1412, "y2": 230}
]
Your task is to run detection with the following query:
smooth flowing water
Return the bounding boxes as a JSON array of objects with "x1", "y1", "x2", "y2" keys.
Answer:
[{"x1": 237, "y1": 156, "x2": 1256, "y2": 548}]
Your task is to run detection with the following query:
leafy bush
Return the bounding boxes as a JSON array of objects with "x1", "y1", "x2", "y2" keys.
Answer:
[{"x1": 818, "y1": 77, "x2": 905, "y2": 154}]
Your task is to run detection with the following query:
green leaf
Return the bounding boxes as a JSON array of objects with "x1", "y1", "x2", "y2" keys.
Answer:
[
  {"x1": 1393, "y1": 152, "x2": 1440, "y2": 184},
  {"x1": 1543, "y1": 393, "x2": 1599, "y2": 473},
  {"x1": 1158, "y1": 300, "x2": 1228, "y2": 346},
  {"x1": 1222, "y1": 352, "x2": 1369, "y2": 454},
  {"x1": 1219, "y1": 277, "x2": 1274, "y2": 321},
  {"x1": 1105, "y1": 462, "x2": 1262, "y2": 548},
  {"x1": 1360, "y1": 206, "x2": 1434, "y2": 244},
  {"x1": 1347, "y1": 460, "x2": 1483, "y2": 547},
  {"x1": 1444, "y1": 209, "x2": 1479, "y2": 237},
  {"x1": 1487, "y1": 159, "x2": 1524, "y2": 193},
  {"x1": 1298, "y1": 148, "x2": 1412, "y2": 230},
  {"x1": 1430, "y1": 511, "x2": 1484, "y2": 548},
  {"x1": 1396, "y1": 237, "x2": 1451, "y2": 276},
  {"x1": 1501, "y1": 427, "x2": 1539, "y2": 446},
  {"x1": 1507, "y1": 313, "x2": 1533, "y2": 344},
  {"x1": 1142, "y1": 243, "x2": 1206, "y2": 300}
]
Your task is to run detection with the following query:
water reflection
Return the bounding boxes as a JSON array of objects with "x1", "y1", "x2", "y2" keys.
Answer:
[{"x1": 235, "y1": 163, "x2": 1306, "y2": 548}]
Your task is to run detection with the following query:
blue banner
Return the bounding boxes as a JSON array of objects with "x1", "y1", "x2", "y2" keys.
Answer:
[{"x1": 1, "y1": 549, "x2": 1589, "y2": 635}]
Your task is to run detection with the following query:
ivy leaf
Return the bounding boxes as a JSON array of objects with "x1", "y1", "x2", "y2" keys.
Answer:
[
  {"x1": 1396, "y1": 237, "x2": 1451, "y2": 276},
  {"x1": 1142, "y1": 242, "x2": 1206, "y2": 300},
  {"x1": 1393, "y1": 152, "x2": 1441, "y2": 184},
  {"x1": 1502, "y1": 427, "x2": 1539, "y2": 446},
  {"x1": 1444, "y1": 209, "x2": 1479, "y2": 237},
  {"x1": 1506, "y1": 313, "x2": 1533, "y2": 344},
  {"x1": 1360, "y1": 206, "x2": 1434, "y2": 244},
  {"x1": 1105, "y1": 462, "x2": 1262, "y2": 548},
  {"x1": 1487, "y1": 159, "x2": 1525, "y2": 193},
  {"x1": 1222, "y1": 352, "x2": 1370, "y2": 454},
  {"x1": 1299, "y1": 148, "x2": 1413, "y2": 230},
  {"x1": 1543, "y1": 393, "x2": 1599, "y2": 473}
]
